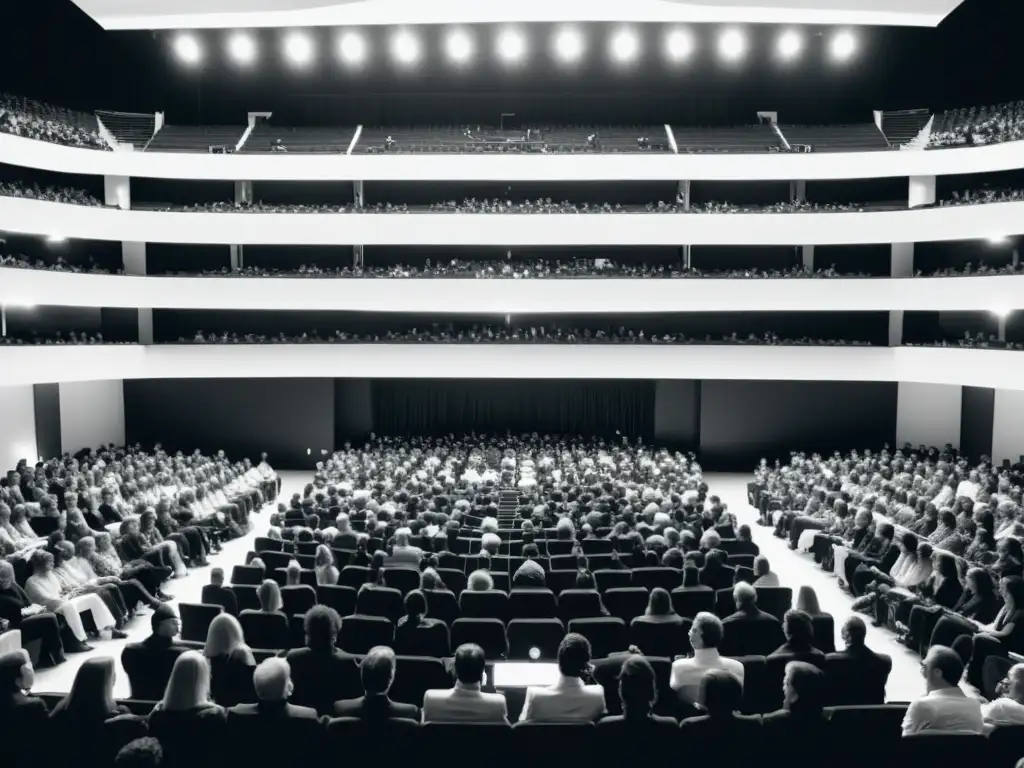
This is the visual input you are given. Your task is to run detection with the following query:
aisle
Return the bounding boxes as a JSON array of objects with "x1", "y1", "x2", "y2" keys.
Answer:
[
  {"x1": 33, "y1": 470, "x2": 310, "y2": 698},
  {"x1": 706, "y1": 472, "x2": 922, "y2": 702}
]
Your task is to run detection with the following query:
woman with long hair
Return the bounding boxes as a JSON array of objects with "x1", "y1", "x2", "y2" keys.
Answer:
[
  {"x1": 928, "y1": 566, "x2": 1002, "y2": 654},
  {"x1": 148, "y1": 651, "x2": 226, "y2": 768},
  {"x1": 966, "y1": 576, "x2": 1024, "y2": 688},
  {"x1": 139, "y1": 509, "x2": 188, "y2": 577},
  {"x1": 49, "y1": 656, "x2": 129, "y2": 757},
  {"x1": 257, "y1": 579, "x2": 284, "y2": 614},
  {"x1": 89, "y1": 531, "x2": 172, "y2": 602},
  {"x1": 52, "y1": 540, "x2": 130, "y2": 631},
  {"x1": 314, "y1": 544, "x2": 339, "y2": 586},
  {"x1": 24, "y1": 549, "x2": 118, "y2": 645},
  {"x1": 203, "y1": 614, "x2": 256, "y2": 706}
]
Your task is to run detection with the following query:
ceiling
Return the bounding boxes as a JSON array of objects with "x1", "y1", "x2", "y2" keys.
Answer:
[{"x1": 72, "y1": 0, "x2": 966, "y2": 31}]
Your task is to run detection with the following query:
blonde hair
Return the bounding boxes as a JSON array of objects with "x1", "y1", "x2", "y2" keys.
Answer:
[
  {"x1": 160, "y1": 651, "x2": 211, "y2": 711},
  {"x1": 258, "y1": 579, "x2": 283, "y2": 612},
  {"x1": 204, "y1": 614, "x2": 250, "y2": 659},
  {"x1": 795, "y1": 585, "x2": 821, "y2": 615}
]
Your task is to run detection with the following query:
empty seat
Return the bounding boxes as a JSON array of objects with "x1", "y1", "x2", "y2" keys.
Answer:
[
  {"x1": 232, "y1": 585, "x2": 260, "y2": 612},
  {"x1": 460, "y1": 590, "x2": 509, "y2": 623},
  {"x1": 383, "y1": 568, "x2": 421, "y2": 595},
  {"x1": 451, "y1": 618, "x2": 508, "y2": 659},
  {"x1": 231, "y1": 565, "x2": 264, "y2": 586},
  {"x1": 281, "y1": 584, "x2": 317, "y2": 616},
  {"x1": 356, "y1": 586, "x2": 404, "y2": 623},
  {"x1": 339, "y1": 566, "x2": 372, "y2": 589},
  {"x1": 755, "y1": 587, "x2": 793, "y2": 621},
  {"x1": 811, "y1": 614, "x2": 836, "y2": 654},
  {"x1": 630, "y1": 617, "x2": 692, "y2": 659},
  {"x1": 568, "y1": 617, "x2": 629, "y2": 658},
  {"x1": 261, "y1": 551, "x2": 293, "y2": 571},
  {"x1": 424, "y1": 589, "x2": 460, "y2": 627},
  {"x1": 253, "y1": 536, "x2": 284, "y2": 553},
  {"x1": 510, "y1": 589, "x2": 558, "y2": 619},
  {"x1": 178, "y1": 602, "x2": 223, "y2": 643},
  {"x1": 631, "y1": 568, "x2": 682, "y2": 592},
  {"x1": 340, "y1": 615, "x2": 395, "y2": 654},
  {"x1": 581, "y1": 539, "x2": 613, "y2": 554},
  {"x1": 317, "y1": 585, "x2": 357, "y2": 618},
  {"x1": 507, "y1": 618, "x2": 566, "y2": 660},
  {"x1": 557, "y1": 590, "x2": 606, "y2": 622},
  {"x1": 602, "y1": 588, "x2": 649, "y2": 624},
  {"x1": 548, "y1": 555, "x2": 578, "y2": 571},
  {"x1": 671, "y1": 587, "x2": 715, "y2": 618},
  {"x1": 239, "y1": 610, "x2": 290, "y2": 650},
  {"x1": 594, "y1": 570, "x2": 632, "y2": 592},
  {"x1": 390, "y1": 656, "x2": 453, "y2": 706}
]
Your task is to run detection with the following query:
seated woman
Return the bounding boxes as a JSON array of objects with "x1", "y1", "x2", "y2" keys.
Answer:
[
  {"x1": 147, "y1": 651, "x2": 227, "y2": 768},
  {"x1": 929, "y1": 567, "x2": 1002, "y2": 655},
  {"x1": 257, "y1": 579, "x2": 284, "y2": 615},
  {"x1": 48, "y1": 656, "x2": 131, "y2": 762},
  {"x1": 155, "y1": 502, "x2": 208, "y2": 568},
  {"x1": 139, "y1": 510, "x2": 189, "y2": 575},
  {"x1": 991, "y1": 537, "x2": 1024, "y2": 578},
  {"x1": 0, "y1": 502, "x2": 45, "y2": 555},
  {"x1": 51, "y1": 540, "x2": 130, "y2": 633},
  {"x1": 900, "y1": 551, "x2": 964, "y2": 655},
  {"x1": 394, "y1": 589, "x2": 447, "y2": 655},
  {"x1": 73, "y1": 536, "x2": 163, "y2": 614},
  {"x1": 964, "y1": 576, "x2": 1024, "y2": 689},
  {"x1": 0, "y1": 559, "x2": 77, "y2": 661},
  {"x1": 118, "y1": 517, "x2": 185, "y2": 579},
  {"x1": 203, "y1": 614, "x2": 256, "y2": 707},
  {"x1": 794, "y1": 586, "x2": 835, "y2": 653},
  {"x1": 89, "y1": 531, "x2": 173, "y2": 602},
  {"x1": 313, "y1": 544, "x2": 338, "y2": 586},
  {"x1": 598, "y1": 655, "x2": 677, "y2": 730},
  {"x1": 23, "y1": 549, "x2": 119, "y2": 646},
  {"x1": 419, "y1": 567, "x2": 446, "y2": 591},
  {"x1": 872, "y1": 540, "x2": 934, "y2": 628},
  {"x1": 752, "y1": 556, "x2": 779, "y2": 587}
]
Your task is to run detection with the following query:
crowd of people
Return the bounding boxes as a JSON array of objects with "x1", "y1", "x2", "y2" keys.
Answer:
[
  {"x1": 907, "y1": 334, "x2": 1024, "y2": 352},
  {"x1": 0, "y1": 94, "x2": 109, "y2": 151},
  {"x1": 0, "y1": 253, "x2": 123, "y2": 275},
  {"x1": 177, "y1": 328, "x2": 873, "y2": 346},
  {"x1": 0, "y1": 333, "x2": 132, "y2": 346},
  {"x1": 930, "y1": 101, "x2": 1024, "y2": 148},
  {"x1": 755, "y1": 446, "x2": 1024, "y2": 699},
  {"x1": 940, "y1": 187, "x2": 1024, "y2": 208},
  {"x1": 0, "y1": 180, "x2": 103, "y2": 208}
]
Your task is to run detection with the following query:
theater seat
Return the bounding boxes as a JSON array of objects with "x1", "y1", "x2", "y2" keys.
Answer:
[
  {"x1": 325, "y1": 718, "x2": 420, "y2": 762},
  {"x1": 339, "y1": 566, "x2": 372, "y2": 589},
  {"x1": 232, "y1": 585, "x2": 260, "y2": 612},
  {"x1": 253, "y1": 536, "x2": 284, "y2": 553},
  {"x1": 630, "y1": 617, "x2": 692, "y2": 659},
  {"x1": 671, "y1": 587, "x2": 715, "y2": 619},
  {"x1": 825, "y1": 703, "x2": 908, "y2": 765},
  {"x1": 239, "y1": 610, "x2": 290, "y2": 650},
  {"x1": 178, "y1": 602, "x2": 223, "y2": 643},
  {"x1": 121, "y1": 644, "x2": 185, "y2": 701},
  {"x1": 261, "y1": 551, "x2": 293, "y2": 571},
  {"x1": 356, "y1": 585, "x2": 404, "y2": 623},
  {"x1": 733, "y1": 656, "x2": 769, "y2": 714},
  {"x1": 811, "y1": 614, "x2": 836, "y2": 653},
  {"x1": 317, "y1": 584, "x2": 357, "y2": 618},
  {"x1": 632, "y1": 567, "x2": 682, "y2": 592},
  {"x1": 436, "y1": 569, "x2": 467, "y2": 596},
  {"x1": 754, "y1": 587, "x2": 793, "y2": 621},
  {"x1": 231, "y1": 565, "x2": 264, "y2": 586},
  {"x1": 512, "y1": 721, "x2": 596, "y2": 763},
  {"x1": 507, "y1": 618, "x2": 566, "y2": 660},
  {"x1": 460, "y1": 590, "x2": 509, "y2": 623},
  {"x1": 390, "y1": 656, "x2": 453, "y2": 706},
  {"x1": 823, "y1": 652, "x2": 892, "y2": 705},
  {"x1": 451, "y1": 618, "x2": 508, "y2": 659},
  {"x1": 900, "y1": 733, "x2": 989, "y2": 764},
  {"x1": 510, "y1": 589, "x2": 558, "y2": 619},
  {"x1": 557, "y1": 590, "x2": 606, "y2": 622},
  {"x1": 988, "y1": 723, "x2": 1024, "y2": 768},
  {"x1": 340, "y1": 615, "x2": 395, "y2": 654},
  {"x1": 424, "y1": 589, "x2": 461, "y2": 627},
  {"x1": 594, "y1": 569, "x2": 632, "y2": 592},
  {"x1": 281, "y1": 584, "x2": 317, "y2": 616},
  {"x1": 568, "y1": 617, "x2": 628, "y2": 658},
  {"x1": 383, "y1": 568, "x2": 421, "y2": 595},
  {"x1": 421, "y1": 722, "x2": 511, "y2": 752},
  {"x1": 603, "y1": 587, "x2": 649, "y2": 624}
]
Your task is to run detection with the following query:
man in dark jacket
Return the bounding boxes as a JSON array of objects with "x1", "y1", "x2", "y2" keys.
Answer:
[{"x1": 333, "y1": 645, "x2": 420, "y2": 720}]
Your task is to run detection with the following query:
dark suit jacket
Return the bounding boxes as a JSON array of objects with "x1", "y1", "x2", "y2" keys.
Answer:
[
  {"x1": 761, "y1": 708, "x2": 828, "y2": 765},
  {"x1": 202, "y1": 584, "x2": 239, "y2": 616},
  {"x1": 698, "y1": 564, "x2": 736, "y2": 592},
  {"x1": 680, "y1": 712, "x2": 762, "y2": 758},
  {"x1": 770, "y1": 642, "x2": 826, "y2": 662},
  {"x1": 226, "y1": 700, "x2": 324, "y2": 766},
  {"x1": 732, "y1": 540, "x2": 761, "y2": 557},
  {"x1": 286, "y1": 647, "x2": 363, "y2": 716},
  {"x1": 721, "y1": 609, "x2": 785, "y2": 656},
  {"x1": 0, "y1": 692, "x2": 48, "y2": 768},
  {"x1": 334, "y1": 694, "x2": 420, "y2": 721}
]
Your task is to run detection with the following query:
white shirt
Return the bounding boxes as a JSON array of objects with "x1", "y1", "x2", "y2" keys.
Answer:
[
  {"x1": 519, "y1": 675, "x2": 606, "y2": 723},
  {"x1": 902, "y1": 688, "x2": 985, "y2": 735},
  {"x1": 422, "y1": 682, "x2": 509, "y2": 723},
  {"x1": 982, "y1": 697, "x2": 1024, "y2": 732},
  {"x1": 956, "y1": 480, "x2": 979, "y2": 501},
  {"x1": 670, "y1": 648, "x2": 745, "y2": 705}
]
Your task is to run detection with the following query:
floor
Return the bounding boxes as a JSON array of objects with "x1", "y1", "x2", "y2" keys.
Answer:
[{"x1": 32, "y1": 471, "x2": 926, "y2": 702}]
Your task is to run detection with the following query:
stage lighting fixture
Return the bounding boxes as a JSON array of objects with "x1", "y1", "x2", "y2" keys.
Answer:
[
  {"x1": 391, "y1": 30, "x2": 421, "y2": 65},
  {"x1": 777, "y1": 30, "x2": 802, "y2": 60},
  {"x1": 228, "y1": 33, "x2": 256, "y2": 65},
  {"x1": 831, "y1": 30, "x2": 856, "y2": 61},
  {"x1": 174, "y1": 34, "x2": 202, "y2": 65},
  {"x1": 446, "y1": 28, "x2": 473, "y2": 64},
  {"x1": 554, "y1": 27, "x2": 584, "y2": 63},
  {"x1": 718, "y1": 29, "x2": 746, "y2": 62},
  {"x1": 664, "y1": 28, "x2": 694, "y2": 63},
  {"x1": 610, "y1": 28, "x2": 639, "y2": 63},
  {"x1": 338, "y1": 31, "x2": 366, "y2": 65},
  {"x1": 284, "y1": 32, "x2": 314, "y2": 66},
  {"x1": 497, "y1": 28, "x2": 526, "y2": 63}
]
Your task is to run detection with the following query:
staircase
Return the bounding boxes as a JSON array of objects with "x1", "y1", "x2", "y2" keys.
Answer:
[
  {"x1": 95, "y1": 110, "x2": 157, "y2": 149},
  {"x1": 497, "y1": 488, "x2": 519, "y2": 527},
  {"x1": 882, "y1": 108, "x2": 932, "y2": 147}
]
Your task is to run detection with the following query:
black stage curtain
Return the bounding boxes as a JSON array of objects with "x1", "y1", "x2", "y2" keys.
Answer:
[{"x1": 371, "y1": 380, "x2": 655, "y2": 438}]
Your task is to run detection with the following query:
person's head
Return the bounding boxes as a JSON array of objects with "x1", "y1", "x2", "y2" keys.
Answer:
[
  {"x1": 151, "y1": 604, "x2": 180, "y2": 638},
  {"x1": 783, "y1": 661, "x2": 825, "y2": 712},
  {"x1": 452, "y1": 643, "x2": 487, "y2": 686},
  {"x1": 481, "y1": 532, "x2": 501, "y2": 556},
  {"x1": 966, "y1": 566, "x2": 995, "y2": 597},
  {"x1": 1002, "y1": 576, "x2": 1024, "y2": 609},
  {"x1": 646, "y1": 587, "x2": 674, "y2": 616},
  {"x1": 160, "y1": 651, "x2": 211, "y2": 711},
  {"x1": 249, "y1": 557, "x2": 266, "y2": 574},
  {"x1": 733, "y1": 582, "x2": 757, "y2": 611},
  {"x1": 700, "y1": 529, "x2": 721, "y2": 550},
  {"x1": 252, "y1": 657, "x2": 293, "y2": 702},
  {"x1": 618, "y1": 655, "x2": 657, "y2": 716},
  {"x1": 574, "y1": 569, "x2": 597, "y2": 590},
  {"x1": 689, "y1": 611, "x2": 724, "y2": 651},
  {"x1": 74, "y1": 536, "x2": 97, "y2": 559},
  {"x1": 285, "y1": 560, "x2": 301, "y2": 586},
  {"x1": 0, "y1": 649, "x2": 34, "y2": 694},
  {"x1": 258, "y1": 579, "x2": 283, "y2": 612},
  {"x1": 302, "y1": 605, "x2": 342, "y2": 651},
  {"x1": 782, "y1": 609, "x2": 815, "y2": 648},
  {"x1": 737, "y1": 524, "x2": 752, "y2": 542},
  {"x1": 700, "y1": 668, "x2": 743, "y2": 718},
  {"x1": 210, "y1": 567, "x2": 225, "y2": 587},
  {"x1": 420, "y1": 567, "x2": 444, "y2": 591},
  {"x1": 115, "y1": 738, "x2": 163, "y2": 768},
  {"x1": 0, "y1": 560, "x2": 14, "y2": 590},
  {"x1": 522, "y1": 543, "x2": 540, "y2": 560},
  {"x1": 404, "y1": 589, "x2": 427, "y2": 619},
  {"x1": 204, "y1": 614, "x2": 247, "y2": 659},
  {"x1": 62, "y1": 655, "x2": 117, "y2": 714},
  {"x1": 841, "y1": 615, "x2": 867, "y2": 649},
  {"x1": 361, "y1": 646, "x2": 397, "y2": 695},
  {"x1": 999, "y1": 663, "x2": 1024, "y2": 704},
  {"x1": 795, "y1": 586, "x2": 821, "y2": 615},
  {"x1": 468, "y1": 569, "x2": 493, "y2": 591},
  {"x1": 556, "y1": 633, "x2": 592, "y2": 678},
  {"x1": 922, "y1": 645, "x2": 965, "y2": 692},
  {"x1": 900, "y1": 531, "x2": 919, "y2": 556},
  {"x1": 314, "y1": 545, "x2": 334, "y2": 569}
]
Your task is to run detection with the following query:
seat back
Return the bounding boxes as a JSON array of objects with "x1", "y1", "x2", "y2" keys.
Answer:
[
  {"x1": 232, "y1": 585, "x2": 260, "y2": 612},
  {"x1": 179, "y1": 602, "x2": 224, "y2": 642},
  {"x1": 460, "y1": 590, "x2": 509, "y2": 622},
  {"x1": 510, "y1": 588, "x2": 558, "y2": 619},
  {"x1": 231, "y1": 564, "x2": 264, "y2": 586},
  {"x1": 436, "y1": 569, "x2": 467, "y2": 596},
  {"x1": 339, "y1": 615, "x2": 395, "y2": 653},
  {"x1": 201, "y1": 585, "x2": 239, "y2": 617},
  {"x1": 988, "y1": 723, "x2": 1024, "y2": 768},
  {"x1": 424, "y1": 589, "x2": 460, "y2": 626},
  {"x1": 630, "y1": 617, "x2": 692, "y2": 659},
  {"x1": 121, "y1": 644, "x2": 185, "y2": 701},
  {"x1": 383, "y1": 568, "x2": 422, "y2": 595},
  {"x1": 754, "y1": 587, "x2": 793, "y2": 620},
  {"x1": 557, "y1": 590, "x2": 605, "y2": 622},
  {"x1": 317, "y1": 584, "x2": 357, "y2": 618},
  {"x1": 899, "y1": 733, "x2": 990, "y2": 764},
  {"x1": 671, "y1": 587, "x2": 715, "y2": 618},
  {"x1": 356, "y1": 586, "x2": 404, "y2": 623},
  {"x1": 603, "y1": 587, "x2": 650, "y2": 624},
  {"x1": 339, "y1": 565, "x2": 372, "y2": 589},
  {"x1": 594, "y1": 569, "x2": 632, "y2": 592},
  {"x1": 823, "y1": 652, "x2": 892, "y2": 705},
  {"x1": 734, "y1": 655, "x2": 769, "y2": 714},
  {"x1": 451, "y1": 618, "x2": 508, "y2": 659},
  {"x1": 632, "y1": 567, "x2": 682, "y2": 592},
  {"x1": 567, "y1": 617, "x2": 628, "y2": 658},
  {"x1": 390, "y1": 655, "x2": 453, "y2": 706},
  {"x1": 811, "y1": 614, "x2": 836, "y2": 653},
  {"x1": 253, "y1": 536, "x2": 284, "y2": 553},
  {"x1": 507, "y1": 618, "x2": 566, "y2": 659},
  {"x1": 239, "y1": 610, "x2": 290, "y2": 650},
  {"x1": 281, "y1": 584, "x2": 318, "y2": 616}
]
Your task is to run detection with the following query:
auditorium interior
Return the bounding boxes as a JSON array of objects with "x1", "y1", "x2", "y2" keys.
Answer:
[{"x1": 3, "y1": 0, "x2": 1024, "y2": 765}]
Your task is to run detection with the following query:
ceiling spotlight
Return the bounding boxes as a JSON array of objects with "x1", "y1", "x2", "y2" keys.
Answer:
[
  {"x1": 391, "y1": 30, "x2": 421, "y2": 65},
  {"x1": 610, "y1": 28, "x2": 639, "y2": 63},
  {"x1": 228, "y1": 33, "x2": 256, "y2": 65},
  {"x1": 988, "y1": 235, "x2": 1009, "y2": 245},
  {"x1": 497, "y1": 28, "x2": 526, "y2": 63},
  {"x1": 664, "y1": 29, "x2": 694, "y2": 63},
  {"x1": 831, "y1": 30, "x2": 856, "y2": 61},
  {"x1": 992, "y1": 307, "x2": 1013, "y2": 319},
  {"x1": 284, "y1": 32, "x2": 314, "y2": 66},
  {"x1": 338, "y1": 31, "x2": 366, "y2": 65},
  {"x1": 554, "y1": 27, "x2": 585, "y2": 63},
  {"x1": 46, "y1": 235, "x2": 66, "y2": 244},
  {"x1": 446, "y1": 28, "x2": 473, "y2": 64},
  {"x1": 718, "y1": 28, "x2": 747, "y2": 62},
  {"x1": 173, "y1": 34, "x2": 202, "y2": 65},
  {"x1": 777, "y1": 30, "x2": 802, "y2": 60}
]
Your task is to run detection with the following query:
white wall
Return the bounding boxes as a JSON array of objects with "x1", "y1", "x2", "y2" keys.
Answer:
[
  {"x1": 58, "y1": 380, "x2": 125, "y2": 454},
  {"x1": 0, "y1": 386, "x2": 38, "y2": 470},
  {"x1": 897, "y1": 382, "x2": 963, "y2": 450},
  {"x1": 4, "y1": 197, "x2": 1024, "y2": 246},
  {"x1": 993, "y1": 388, "x2": 1024, "y2": 465},
  {"x1": 3, "y1": 129, "x2": 1024, "y2": 181}
]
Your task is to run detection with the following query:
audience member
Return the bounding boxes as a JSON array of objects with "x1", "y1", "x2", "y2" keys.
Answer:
[
  {"x1": 422, "y1": 643, "x2": 508, "y2": 723},
  {"x1": 670, "y1": 612, "x2": 744, "y2": 705},
  {"x1": 519, "y1": 633, "x2": 606, "y2": 722},
  {"x1": 902, "y1": 645, "x2": 984, "y2": 735},
  {"x1": 334, "y1": 645, "x2": 420, "y2": 720}
]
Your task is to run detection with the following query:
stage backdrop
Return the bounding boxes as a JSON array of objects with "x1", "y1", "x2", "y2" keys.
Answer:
[{"x1": 370, "y1": 380, "x2": 655, "y2": 439}]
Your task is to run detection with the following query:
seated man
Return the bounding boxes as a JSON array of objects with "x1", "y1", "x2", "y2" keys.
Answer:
[
  {"x1": 771, "y1": 610, "x2": 826, "y2": 661},
  {"x1": 286, "y1": 606, "x2": 361, "y2": 716},
  {"x1": 902, "y1": 645, "x2": 984, "y2": 735},
  {"x1": 512, "y1": 544, "x2": 546, "y2": 588},
  {"x1": 721, "y1": 583, "x2": 784, "y2": 657},
  {"x1": 385, "y1": 528, "x2": 423, "y2": 569},
  {"x1": 334, "y1": 645, "x2": 420, "y2": 720},
  {"x1": 519, "y1": 633, "x2": 606, "y2": 722},
  {"x1": 422, "y1": 643, "x2": 508, "y2": 723},
  {"x1": 982, "y1": 662, "x2": 1024, "y2": 732},
  {"x1": 670, "y1": 611, "x2": 745, "y2": 707},
  {"x1": 0, "y1": 559, "x2": 73, "y2": 662},
  {"x1": 201, "y1": 568, "x2": 238, "y2": 616},
  {"x1": 227, "y1": 657, "x2": 320, "y2": 721}
]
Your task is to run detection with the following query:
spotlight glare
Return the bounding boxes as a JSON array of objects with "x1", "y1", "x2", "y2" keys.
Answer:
[
  {"x1": 988, "y1": 235, "x2": 1009, "y2": 245},
  {"x1": 718, "y1": 28, "x2": 747, "y2": 62},
  {"x1": 284, "y1": 32, "x2": 314, "y2": 66},
  {"x1": 529, "y1": 646, "x2": 541, "y2": 660},
  {"x1": 446, "y1": 28, "x2": 473, "y2": 64},
  {"x1": 228, "y1": 33, "x2": 256, "y2": 65},
  {"x1": 664, "y1": 29, "x2": 694, "y2": 63},
  {"x1": 831, "y1": 30, "x2": 856, "y2": 61},
  {"x1": 497, "y1": 28, "x2": 526, "y2": 63},
  {"x1": 777, "y1": 30, "x2": 802, "y2": 60},
  {"x1": 391, "y1": 30, "x2": 421, "y2": 65},
  {"x1": 174, "y1": 34, "x2": 202, "y2": 65},
  {"x1": 554, "y1": 27, "x2": 584, "y2": 63},
  {"x1": 992, "y1": 307, "x2": 1012, "y2": 319},
  {"x1": 338, "y1": 31, "x2": 366, "y2": 65},
  {"x1": 46, "y1": 235, "x2": 66, "y2": 244},
  {"x1": 610, "y1": 28, "x2": 639, "y2": 63}
]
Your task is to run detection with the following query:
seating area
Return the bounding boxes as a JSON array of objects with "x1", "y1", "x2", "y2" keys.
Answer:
[
  {"x1": 0, "y1": 93, "x2": 108, "y2": 150},
  {"x1": 930, "y1": 101, "x2": 1024, "y2": 148},
  {"x1": 671, "y1": 124, "x2": 781, "y2": 153},
  {"x1": 777, "y1": 123, "x2": 891, "y2": 152},
  {"x1": 145, "y1": 125, "x2": 245, "y2": 153},
  {"x1": 239, "y1": 124, "x2": 357, "y2": 154},
  {"x1": 355, "y1": 125, "x2": 668, "y2": 153}
]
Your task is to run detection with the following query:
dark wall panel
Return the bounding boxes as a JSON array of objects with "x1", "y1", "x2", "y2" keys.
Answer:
[
  {"x1": 124, "y1": 379, "x2": 334, "y2": 469},
  {"x1": 960, "y1": 386, "x2": 995, "y2": 462},
  {"x1": 699, "y1": 380, "x2": 897, "y2": 470},
  {"x1": 653, "y1": 380, "x2": 701, "y2": 450},
  {"x1": 335, "y1": 379, "x2": 374, "y2": 446},
  {"x1": 32, "y1": 383, "x2": 61, "y2": 461}
]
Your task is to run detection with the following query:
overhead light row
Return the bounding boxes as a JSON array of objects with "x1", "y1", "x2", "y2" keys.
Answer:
[{"x1": 173, "y1": 27, "x2": 859, "y2": 68}]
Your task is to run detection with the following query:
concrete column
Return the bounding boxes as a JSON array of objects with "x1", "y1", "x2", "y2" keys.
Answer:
[
  {"x1": 889, "y1": 242, "x2": 914, "y2": 347},
  {"x1": 104, "y1": 175, "x2": 131, "y2": 210},
  {"x1": 790, "y1": 180, "x2": 806, "y2": 204},
  {"x1": 353, "y1": 244, "x2": 364, "y2": 268},
  {"x1": 121, "y1": 242, "x2": 152, "y2": 344},
  {"x1": 234, "y1": 181, "x2": 253, "y2": 205},
  {"x1": 676, "y1": 180, "x2": 690, "y2": 211},
  {"x1": 802, "y1": 245, "x2": 814, "y2": 271},
  {"x1": 353, "y1": 181, "x2": 365, "y2": 209},
  {"x1": 230, "y1": 245, "x2": 242, "y2": 270},
  {"x1": 998, "y1": 314, "x2": 1009, "y2": 343},
  {"x1": 682, "y1": 245, "x2": 691, "y2": 269},
  {"x1": 1013, "y1": 248, "x2": 1019, "y2": 268},
  {"x1": 909, "y1": 175, "x2": 936, "y2": 209}
]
